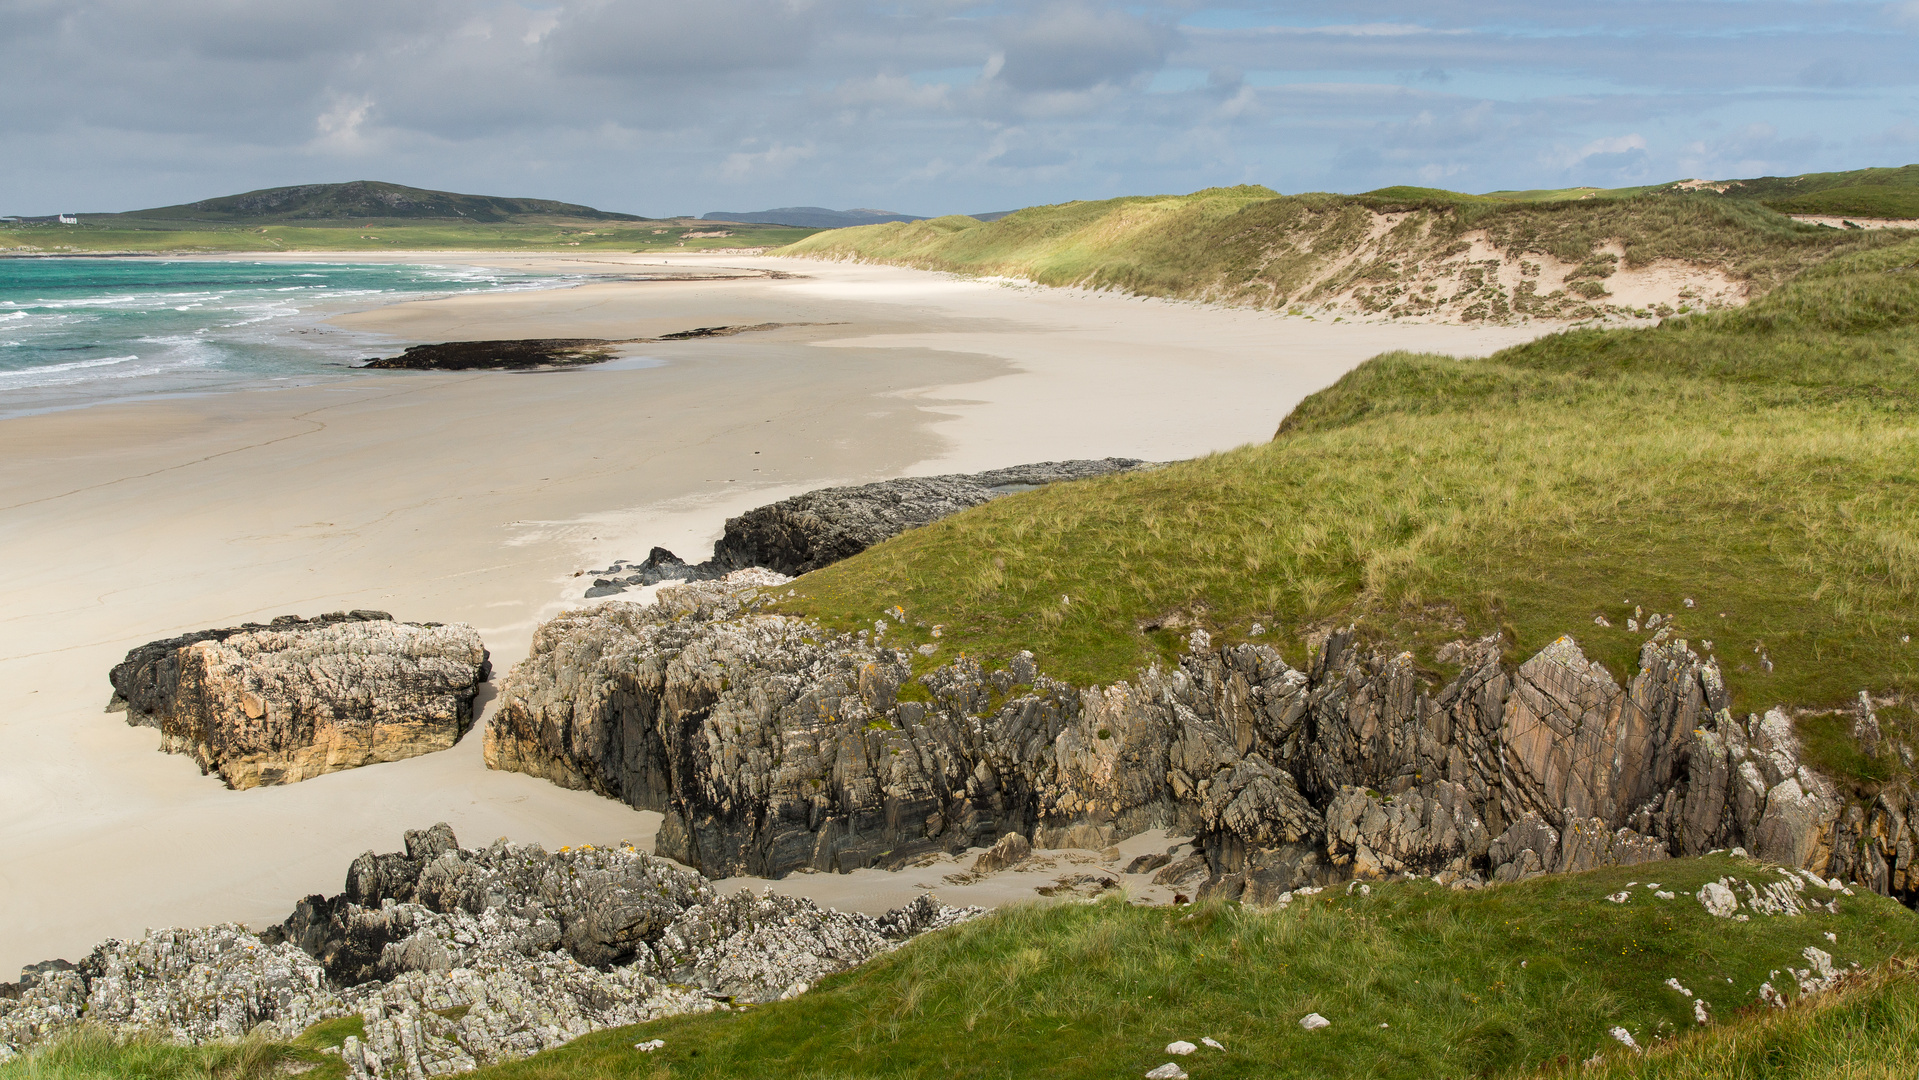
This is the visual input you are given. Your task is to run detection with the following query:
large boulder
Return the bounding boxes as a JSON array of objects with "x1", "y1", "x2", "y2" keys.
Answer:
[{"x1": 109, "y1": 612, "x2": 490, "y2": 788}]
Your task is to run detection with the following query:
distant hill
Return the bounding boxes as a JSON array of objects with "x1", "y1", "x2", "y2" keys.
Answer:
[
  {"x1": 703, "y1": 207, "x2": 926, "y2": 229},
  {"x1": 1681, "y1": 163, "x2": 1919, "y2": 220},
  {"x1": 1457, "y1": 165, "x2": 1919, "y2": 220},
  {"x1": 97, "y1": 181, "x2": 649, "y2": 225}
]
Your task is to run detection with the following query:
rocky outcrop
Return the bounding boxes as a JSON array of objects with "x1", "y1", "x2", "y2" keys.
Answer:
[
  {"x1": 581, "y1": 458, "x2": 1150, "y2": 596},
  {"x1": 109, "y1": 613, "x2": 491, "y2": 788},
  {"x1": 360, "y1": 325, "x2": 792, "y2": 371},
  {"x1": 489, "y1": 575, "x2": 1917, "y2": 906},
  {"x1": 0, "y1": 824, "x2": 978, "y2": 1072}
]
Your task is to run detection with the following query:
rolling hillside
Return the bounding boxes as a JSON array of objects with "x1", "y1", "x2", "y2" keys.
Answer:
[
  {"x1": 779, "y1": 182, "x2": 1911, "y2": 323},
  {"x1": 100, "y1": 180, "x2": 649, "y2": 225},
  {"x1": 0, "y1": 181, "x2": 820, "y2": 254}
]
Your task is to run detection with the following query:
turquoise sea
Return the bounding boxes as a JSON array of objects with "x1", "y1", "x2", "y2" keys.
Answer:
[{"x1": 0, "y1": 258, "x2": 573, "y2": 417}]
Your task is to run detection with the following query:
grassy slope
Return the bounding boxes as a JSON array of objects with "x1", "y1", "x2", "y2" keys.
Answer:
[
  {"x1": 1716, "y1": 164, "x2": 1919, "y2": 221},
  {"x1": 0, "y1": 220, "x2": 816, "y2": 254},
  {"x1": 778, "y1": 187, "x2": 1899, "y2": 318},
  {"x1": 775, "y1": 237, "x2": 1919, "y2": 790},
  {"x1": 457, "y1": 856, "x2": 1913, "y2": 1079},
  {"x1": 13, "y1": 856, "x2": 1907, "y2": 1080}
]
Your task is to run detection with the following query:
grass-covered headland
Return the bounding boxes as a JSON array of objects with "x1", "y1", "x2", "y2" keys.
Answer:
[
  {"x1": 778, "y1": 235, "x2": 1919, "y2": 789},
  {"x1": 6, "y1": 856, "x2": 1915, "y2": 1079}
]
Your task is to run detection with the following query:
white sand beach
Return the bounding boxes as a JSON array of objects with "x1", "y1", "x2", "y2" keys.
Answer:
[{"x1": 0, "y1": 254, "x2": 1552, "y2": 976}]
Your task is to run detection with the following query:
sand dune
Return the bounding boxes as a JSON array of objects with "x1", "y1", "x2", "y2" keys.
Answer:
[{"x1": 0, "y1": 254, "x2": 1551, "y2": 976}]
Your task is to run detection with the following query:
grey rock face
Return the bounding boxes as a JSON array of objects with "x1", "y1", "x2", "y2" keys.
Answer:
[
  {"x1": 584, "y1": 459, "x2": 1151, "y2": 593},
  {"x1": 491, "y1": 578, "x2": 1917, "y2": 907},
  {"x1": 0, "y1": 825, "x2": 979, "y2": 1072},
  {"x1": 107, "y1": 613, "x2": 491, "y2": 788}
]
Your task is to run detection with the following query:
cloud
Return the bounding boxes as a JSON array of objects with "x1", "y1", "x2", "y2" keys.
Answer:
[
  {"x1": 991, "y1": 4, "x2": 1171, "y2": 92},
  {"x1": 311, "y1": 95, "x2": 378, "y2": 154},
  {"x1": 720, "y1": 141, "x2": 815, "y2": 180},
  {"x1": 545, "y1": 0, "x2": 818, "y2": 79},
  {"x1": 1555, "y1": 133, "x2": 1649, "y2": 173},
  {"x1": 0, "y1": 0, "x2": 1913, "y2": 217},
  {"x1": 1677, "y1": 123, "x2": 1825, "y2": 179}
]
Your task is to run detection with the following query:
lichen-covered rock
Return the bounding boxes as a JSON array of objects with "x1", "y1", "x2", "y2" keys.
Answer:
[
  {"x1": 489, "y1": 576, "x2": 1916, "y2": 906},
  {"x1": 0, "y1": 825, "x2": 981, "y2": 1073},
  {"x1": 108, "y1": 613, "x2": 490, "y2": 788}
]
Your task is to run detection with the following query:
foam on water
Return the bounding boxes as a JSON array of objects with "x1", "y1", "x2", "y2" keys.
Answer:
[{"x1": 0, "y1": 258, "x2": 577, "y2": 417}]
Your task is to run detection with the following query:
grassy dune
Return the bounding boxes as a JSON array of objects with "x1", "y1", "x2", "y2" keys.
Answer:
[
  {"x1": 1710, "y1": 164, "x2": 1919, "y2": 221},
  {"x1": 10, "y1": 856, "x2": 1910, "y2": 1079},
  {"x1": 777, "y1": 237, "x2": 1919, "y2": 790},
  {"x1": 778, "y1": 186, "x2": 1901, "y2": 319}
]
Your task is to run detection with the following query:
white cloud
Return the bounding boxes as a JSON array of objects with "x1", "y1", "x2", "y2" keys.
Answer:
[
  {"x1": 311, "y1": 95, "x2": 376, "y2": 154},
  {"x1": 0, "y1": 0, "x2": 1912, "y2": 217},
  {"x1": 720, "y1": 141, "x2": 815, "y2": 180}
]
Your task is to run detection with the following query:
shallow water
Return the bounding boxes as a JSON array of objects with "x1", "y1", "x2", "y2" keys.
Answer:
[{"x1": 0, "y1": 258, "x2": 574, "y2": 416}]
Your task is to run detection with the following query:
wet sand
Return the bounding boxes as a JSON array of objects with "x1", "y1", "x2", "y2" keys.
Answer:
[{"x1": 0, "y1": 254, "x2": 1549, "y2": 975}]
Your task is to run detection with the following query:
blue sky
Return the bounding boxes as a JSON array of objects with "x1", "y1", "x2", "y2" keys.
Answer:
[{"x1": 2, "y1": 1, "x2": 1915, "y2": 217}]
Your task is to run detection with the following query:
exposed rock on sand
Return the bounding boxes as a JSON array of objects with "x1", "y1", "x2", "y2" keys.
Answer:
[
  {"x1": 362, "y1": 337, "x2": 621, "y2": 370},
  {"x1": 583, "y1": 458, "x2": 1150, "y2": 596},
  {"x1": 109, "y1": 613, "x2": 490, "y2": 789},
  {"x1": 489, "y1": 576, "x2": 1911, "y2": 906},
  {"x1": 0, "y1": 824, "x2": 979, "y2": 1073},
  {"x1": 360, "y1": 324, "x2": 793, "y2": 371}
]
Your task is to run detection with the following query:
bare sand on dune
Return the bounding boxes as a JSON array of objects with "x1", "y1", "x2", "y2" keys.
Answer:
[{"x1": 0, "y1": 255, "x2": 1550, "y2": 976}]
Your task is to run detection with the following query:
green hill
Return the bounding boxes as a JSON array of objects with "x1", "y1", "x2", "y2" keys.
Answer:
[
  {"x1": 0, "y1": 181, "x2": 822, "y2": 254},
  {"x1": 1478, "y1": 165, "x2": 1919, "y2": 219},
  {"x1": 779, "y1": 183, "x2": 1904, "y2": 321},
  {"x1": 1711, "y1": 164, "x2": 1919, "y2": 220},
  {"x1": 100, "y1": 180, "x2": 650, "y2": 225}
]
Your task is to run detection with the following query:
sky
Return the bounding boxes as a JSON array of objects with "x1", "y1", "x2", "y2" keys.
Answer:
[{"x1": 3, "y1": 1, "x2": 1917, "y2": 219}]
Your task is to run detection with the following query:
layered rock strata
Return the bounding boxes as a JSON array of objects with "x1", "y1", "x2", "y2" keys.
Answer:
[
  {"x1": 109, "y1": 613, "x2": 490, "y2": 788},
  {"x1": 582, "y1": 458, "x2": 1150, "y2": 596},
  {"x1": 0, "y1": 824, "x2": 978, "y2": 1074},
  {"x1": 489, "y1": 574, "x2": 1915, "y2": 907}
]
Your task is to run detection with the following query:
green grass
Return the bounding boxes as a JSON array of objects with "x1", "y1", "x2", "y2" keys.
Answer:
[
  {"x1": 446, "y1": 856, "x2": 1919, "y2": 1078},
  {"x1": 0, "y1": 220, "x2": 816, "y2": 255},
  {"x1": 778, "y1": 186, "x2": 1900, "y2": 317},
  {"x1": 7, "y1": 858, "x2": 1913, "y2": 1078},
  {"x1": 1763, "y1": 186, "x2": 1919, "y2": 222},
  {"x1": 775, "y1": 237, "x2": 1919, "y2": 791},
  {"x1": 0, "y1": 1029, "x2": 324, "y2": 1080},
  {"x1": 1574, "y1": 959, "x2": 1919, "y2": 1079}
]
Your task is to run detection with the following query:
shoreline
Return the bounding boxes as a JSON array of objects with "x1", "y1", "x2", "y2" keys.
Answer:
[{"x1": 0, "y1": 254, "x2": 1555, "y2": 975}]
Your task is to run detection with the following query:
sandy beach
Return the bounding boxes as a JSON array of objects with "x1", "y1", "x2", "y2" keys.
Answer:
[{"x1": 0, "y1": 253, "x2": 1552, "y2": 976}]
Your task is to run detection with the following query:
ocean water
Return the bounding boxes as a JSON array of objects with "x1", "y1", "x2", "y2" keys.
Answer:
[{"x1": 0, "y1": 258, "x2": 573, "y2": 417}]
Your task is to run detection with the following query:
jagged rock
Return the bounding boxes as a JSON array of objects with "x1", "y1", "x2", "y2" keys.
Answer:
[
  {"x1": 108, "y1": 613, "x2": 490, "y2": 788},
  {"x1": 1556, "y1": 817, "x2": 1669, "y2": 875},
  {"x1": 1488, "y1": 813, "x2": 1560, "y2": 883},
  {"x1": 490, "y1": 576, "x2": 1918, "y2": 906},
  {"x1": 1327, "y1": 781, "x2": 1489, "y2": 878},
  {"x1": 0, "y1": 825, "x2": 981, "y2": 1072}
]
